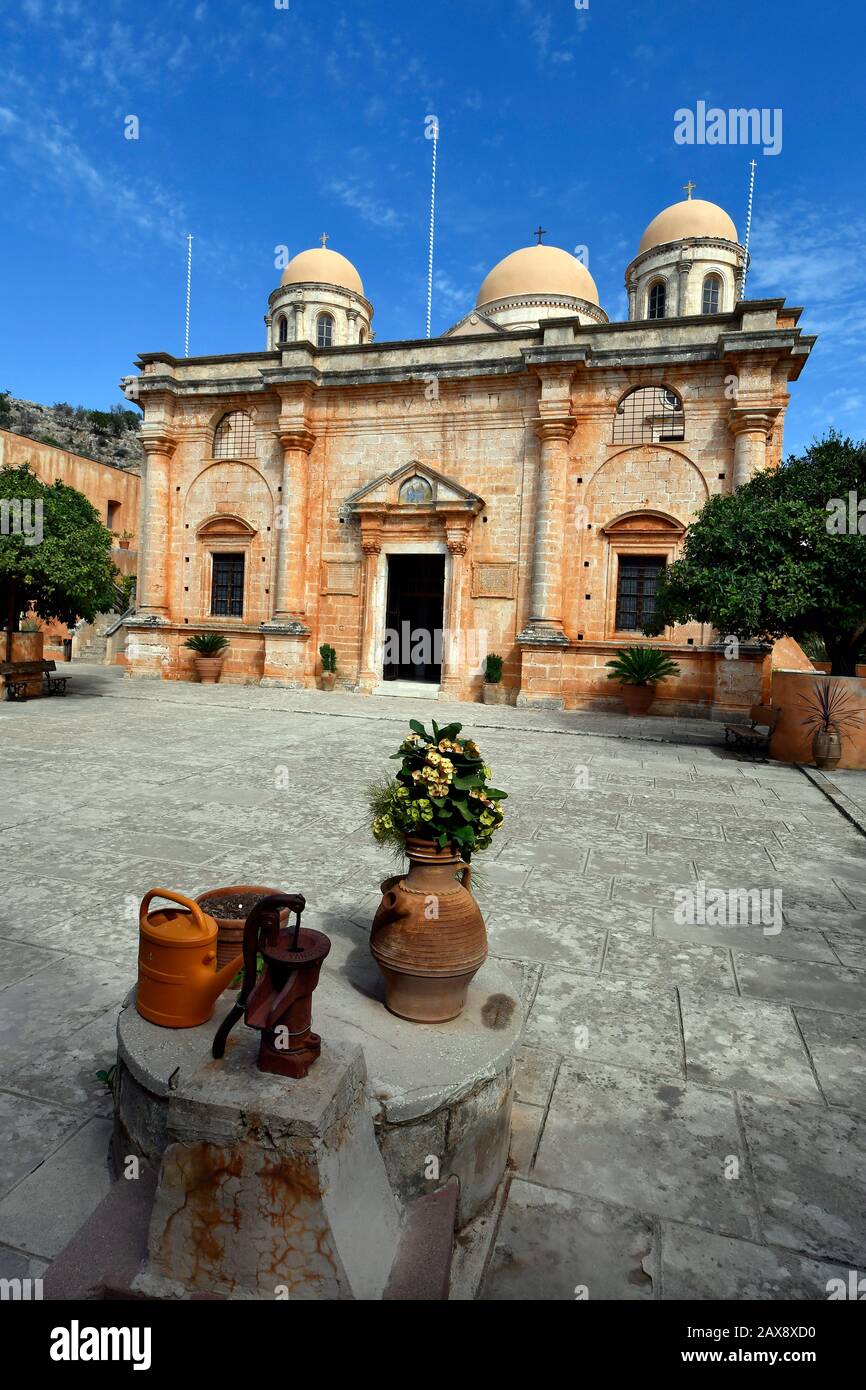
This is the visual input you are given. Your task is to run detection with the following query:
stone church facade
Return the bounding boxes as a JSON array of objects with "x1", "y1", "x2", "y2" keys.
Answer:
[{"x1": 125, "y1": 193, "x2": 813, "y2": 715}]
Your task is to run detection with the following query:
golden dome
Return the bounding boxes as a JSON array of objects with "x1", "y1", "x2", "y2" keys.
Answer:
[
  {"x1": 476, "y1": 244, "x2": 600, "y2": 308},
  {"x1": 280, "y1": 246, "x2": 364, "y2": 295},
  {"x1": 638, "y1": 198, "x2": 738, "y2": 255}
]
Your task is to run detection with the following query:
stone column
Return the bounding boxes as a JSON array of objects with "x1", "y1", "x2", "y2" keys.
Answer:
[
  {"x1": 357, "y1": 528, "x2": 383, "y2": 694},
  {"x1": 273, "y1": 428, "x2": 315, "y2": 622},
  {"x1": 675, "y1": 260, "x2": 691, "y2": 316},
  {"x1": 440, "y1": 522, "x2": 472, "y2": 698},
  {"x1": 522, "y1": 414, "x2": 575, "y2": 641},
  {"x1": 728, "y1": 408, "x2": 779, "y2": 490},
  {"x1": 136, "y1": 434, "x2": 175, "y2": 620},
  {"x1": 626, "y1": 277, "x2": 637, "y2": 321}
]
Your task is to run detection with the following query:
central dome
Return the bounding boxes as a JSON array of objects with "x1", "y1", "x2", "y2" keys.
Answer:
[
  {"x1": 638, "y1": 198, "x2": 738, "y2": 256},
  {"x1": 477, "y1": 244, "x2": 600, "y2": 309},
  {"x1": 281, "y1": 246, "x2": 364, "y2": 296}
]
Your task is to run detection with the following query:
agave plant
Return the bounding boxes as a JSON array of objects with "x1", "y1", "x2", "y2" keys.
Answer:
[
  {"x1": 799, "y1": 679, "x2": 865, "y2": 738},
  {"x1": 606, "y1": 645, "x2": 681, "y2": 687},
  {"x1": 184, "y1": 632, "x2": 230, "y2": 656}
]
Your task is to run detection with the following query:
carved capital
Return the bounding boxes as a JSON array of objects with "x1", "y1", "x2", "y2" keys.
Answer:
[
  {"x1": 276, "y1": 427, "x2": 316, "y2": 454},
  {"x1": 728, "y1": 406, "x2": 780, "y2": 438},
  {"x1": 533, "y1": 414, "x2": 576, "y2": 444},
  {"x1": 140, "y1": 432, "x2": 176, "y2": 459}
]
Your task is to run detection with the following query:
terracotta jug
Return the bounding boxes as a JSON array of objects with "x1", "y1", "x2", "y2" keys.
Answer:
[
  {"x1": 136, "y1": 889, "x2": 242, "y2": 1028},
  {"x1": 370, "y1": 837, "x2": 487, "y2": 1023}
]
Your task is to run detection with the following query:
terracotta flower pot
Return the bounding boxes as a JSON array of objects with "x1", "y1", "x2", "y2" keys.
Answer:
[
  {"x1": 812, "y1": 728, "x2": 842, "y2": 771},
  {"x1": 318, "y1": 671, "x2": 337, "y2": 691},
  {"x1": 195, "y1": 885, "x2": 288, "y2": 979},
  {"x1": 370, "y1": 836, "x2": 488, "y2": 1023},
  {"x1": 118, "y1": 539, "x2": 131, "y2": 551},
  {"x1": 194, "y1": 656, "x2": 223, "y2": 684},
  {"x1": 482, "y1": 682, "x2": 507, "y2": 705},
  {"x1": 620, "y1": 683, "x2": 656, "y2": 717}
]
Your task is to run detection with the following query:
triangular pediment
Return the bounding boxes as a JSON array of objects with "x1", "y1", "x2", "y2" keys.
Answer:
[{"x1": 345, "y1": 461, "x2": 483, "y2": 512}]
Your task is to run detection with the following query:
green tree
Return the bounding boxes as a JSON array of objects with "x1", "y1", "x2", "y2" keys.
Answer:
[
  {"x1": 644, "y1": 432, "x2": 866, "y2": 676},
  {"x1": 0, "y1": 464, "x2": 118, "y2": 653}
]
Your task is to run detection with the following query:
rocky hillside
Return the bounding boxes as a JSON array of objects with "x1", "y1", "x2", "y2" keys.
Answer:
[{"x1": 0, "y1": 393, "x2": 143, "y2": 472}]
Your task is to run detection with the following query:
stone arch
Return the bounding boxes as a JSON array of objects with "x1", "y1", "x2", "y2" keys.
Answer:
[{"x1": 586, "y1": 444, "x2": 709, "y2": 524}]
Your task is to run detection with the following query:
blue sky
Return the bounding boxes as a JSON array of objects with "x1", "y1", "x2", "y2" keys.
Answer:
[{"x1": 1, "y1": 0, "x2": 863, "y2": 455}]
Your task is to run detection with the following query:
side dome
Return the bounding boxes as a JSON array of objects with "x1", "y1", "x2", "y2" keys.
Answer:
[
  {"x1": 281, "y1": 247, "x2": 364, "y2": 296},
  {"x1": 637, "y1": 198, "x2": 738, "y2": 255},
  {"x1": 477, "y1": 244, "x2": 600, "y2": 309}
]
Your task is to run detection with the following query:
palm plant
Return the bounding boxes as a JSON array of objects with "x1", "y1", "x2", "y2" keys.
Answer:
[
  {"x1": 799, "y1": 679, "x2": 864, "y2": 739},
  {"x1": 184, "y1": 632, "x2": 230, "y2": 656},
  {"x1": 606, "y1": 645, "x2": 681, "y2": 687}
]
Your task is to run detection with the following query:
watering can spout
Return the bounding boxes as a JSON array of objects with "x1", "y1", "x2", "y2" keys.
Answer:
[{"x1": 213, "y1": 953, "x2": 243, "y2": 997}]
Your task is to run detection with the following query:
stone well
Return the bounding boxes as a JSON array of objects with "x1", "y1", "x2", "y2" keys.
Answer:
[{"x1": 115, "y1": 916, "x2": 524, "y2": 1227}]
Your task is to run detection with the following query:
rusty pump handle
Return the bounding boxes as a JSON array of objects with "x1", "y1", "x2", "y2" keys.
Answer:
[{"x1": 211, "y1": 892, "x2": 306, "y2": 1060}]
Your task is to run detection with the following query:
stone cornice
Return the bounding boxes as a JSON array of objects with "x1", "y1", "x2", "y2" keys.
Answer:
[
  {"x1": 728, "y1": 405, "x2": 781, "y2": 436},
  {"x1": 624, "y1": 236, "x2": 745, "y2": 284},
  {"x1": 267, "y1": 281, "x2": 374, "y2": 318},
  {"x1": 477, "y1": 292, "x2": 608, "y2": 327}
]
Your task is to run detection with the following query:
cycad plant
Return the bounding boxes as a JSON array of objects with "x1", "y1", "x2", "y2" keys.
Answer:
[
  {"x1": 183, "y1": 632, "x2": 230, "y2": 656},
  {"x1": 606, "y1": 645, "x2": 681, "y2": 687},
  {"x1": 799, "y1": 679, "x2": 864, "y2": 738},
  {"x1": 484, "y1": 653, "x2": 503, "y2": 684}
]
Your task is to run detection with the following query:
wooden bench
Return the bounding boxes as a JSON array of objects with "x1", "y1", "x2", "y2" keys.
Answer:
[
  {"x1": 0, "y1": 658, "x2": 67, "y2": 701},
  {"x1": 724, "y1": 704, "x2": 781, "y2": 759}
]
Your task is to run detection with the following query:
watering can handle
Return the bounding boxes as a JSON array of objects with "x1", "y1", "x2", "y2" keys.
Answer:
[{"x1": 139, "y1": 888, "x2": 210, "y2": 934}]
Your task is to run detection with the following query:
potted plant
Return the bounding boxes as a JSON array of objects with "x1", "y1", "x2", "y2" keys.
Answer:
[
  {"x1": 481, "y1": 652, "x2": 507, "y2": 705},
  {"x1": 366, "y1": 719, "x2": 507, "y2": 1023},
  {"x1": 319, "y1": 643, "x2": 337, "y2": 691},
  {"x1": 799, "y1": 678, "x2": 865, "y2": 771},
  {"x1": 195, "y1": 886, "x2": 288, "y2": 978},
  {"x1": 184, "y1": 631, "x2": 230, "y2": 684},
  {"x1": 605, "y1": 645, "x2": 681, "y2": 716},
  {"x1": 114, "y1": 530, "x2": 134, "y2": 551}
]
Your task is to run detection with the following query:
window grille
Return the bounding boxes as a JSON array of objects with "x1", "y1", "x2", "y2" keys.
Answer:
[
  {"x1": 211, "y1": 553, "x2": 245, "y2": 617},
  {"x1": 616, "y1": 556, "x2": 666, "y2": 631},
  {"x1": 612, "y1": 386, "x2": 684, "y2": 444},
  {"x1": 702, "y1": 275, "x2": 721, "y2": 314},
  {"x1": 648, "y1": 281, "x2": 666, "y2": 319},
  {"x1": 213, "y1": 411, "x2": 256, "y2": 459},
  {"x1": 316, "y1": 314, "x2": 334, "y2": 349}
]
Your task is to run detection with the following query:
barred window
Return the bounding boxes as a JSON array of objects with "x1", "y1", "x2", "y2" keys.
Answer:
[
  {"x1": 616, "y1": 556, "x2": 666, "y2": 631},
  {"x1": 702, "y1": 274, "x2": 722, "y2": 314},
  {"x1": 211, "y1": 553, "x2": 245, "y2": 617},
  {"x1": 316, "y1": 313, "x2": 334, "y2": 349},
  {"x1": 213, "y1": 411, "x2": 256, "y2": 459},
  {"x1": 612, "y1": 386, "x2": 685, "y2": 444},
  {"x1": 647, "y1": 280, "x2": 666, "y2": 319}
]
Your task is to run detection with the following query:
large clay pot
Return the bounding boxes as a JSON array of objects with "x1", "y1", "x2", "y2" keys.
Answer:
[
  {"x1": 318, "y1": 671, "x2": 337, "y2": 691},
  {"x1": 194, "y1": 656, "x2": 223, "y2": 684},
  {"x1": 482, "y1": 682, "x2": 507, "y2": 705},
  {"x1": 370, "y1": 836, "x2": 487, "y2": 1023},
  {"x1": 812, "y1": 728, "x2": 842, "y2": 771},
  {"x1": 620, "y1": 683, "x2": 656, "y2": 717},
  {"x1": 195, "y1": 885, "x2": 288, "y2": 978}
]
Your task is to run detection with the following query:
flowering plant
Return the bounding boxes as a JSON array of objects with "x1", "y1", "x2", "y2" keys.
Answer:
[{"x1": 368, "y1": 719, "x2": 507, "y2": 857}]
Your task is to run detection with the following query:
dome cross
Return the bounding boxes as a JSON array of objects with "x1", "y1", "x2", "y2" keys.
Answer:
[
  {"x1": 320, "y1": 232, "x2": 329, "y2": 247},
  {"x1": 534, "y1": 225, "x2": 548, "y2": 245},
  {"x1": 683, "y1": 180, "x2": 696, "y2": 200}
]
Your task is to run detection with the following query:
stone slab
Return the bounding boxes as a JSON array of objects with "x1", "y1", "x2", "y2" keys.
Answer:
[
  {"x1": 532, "y1": 1062, "x2": 759, "y2": 1239},
  {"x1": 481, "y1": 1178, "x2": 656, "y2": 1301},
  {"x1": 660, "y1": 1221, "x2": 854, "y2": 1300},
  {"x1": 679, "y1": 987, "x2": 822, "y2": 1103},
  {"x1": 739, "y1": 1094, "x2": 866, "y2": 1267},
  {"x1": 0, "y1": 1118, "x2": 112, "y2": 1259}
]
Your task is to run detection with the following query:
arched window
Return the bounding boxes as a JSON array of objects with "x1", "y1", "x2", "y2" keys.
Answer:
[
  {"x1": 399, "y1": 475, "x2": 433, "y2": 504},
  {"x1": 316, "y1": 313, "x2": 334, "y2": 349},
  {"x1": 213, "y1": 410, "x2": 256, "y2": 459},
  {"x1": 702, "y1": 274, "x2": 722, "y2": 315},
  {"x1": 612, "y1": 386, "x2": 685, "y2": 444},
  {"x1": 647, "y1": 281, "x2": 666, "y2": 319},
  {"x1": 358, "y1": 327, "x2": 367, "y2": 345},
  {"x1": 277, "y1": 315, "x2": 288, "y2": 343}
]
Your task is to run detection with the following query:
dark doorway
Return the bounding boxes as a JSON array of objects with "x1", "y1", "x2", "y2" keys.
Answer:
[{"x1": 383, "y1": 553, "x2": 445, "y2": 682}]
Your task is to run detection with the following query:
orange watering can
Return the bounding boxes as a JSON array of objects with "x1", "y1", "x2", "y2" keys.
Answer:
[{"x1": 136, "y1": 889, "x2": 243, "y2": 1028}]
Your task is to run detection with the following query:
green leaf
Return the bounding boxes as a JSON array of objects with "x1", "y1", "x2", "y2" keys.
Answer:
[
  {"x1": 452, "y1": 773, "x2": 484, "y2": 790},
  {"x1": 485, "y1": 788, "x2": 508, "y2": 800},
  {"x1": 432, "y1": 719, "x2": 440, "y2": 739},
  {"x1": 452, "y1": 799, "x2": 474, "y2": 821},
  {"x1": 409, "y1": 720, "x2": 428, "y2": 738},
  {"x1": 437, "y1": 832, "x2": 449, "y2": 847}
]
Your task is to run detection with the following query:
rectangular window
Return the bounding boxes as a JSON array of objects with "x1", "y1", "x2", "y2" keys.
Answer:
[
  {"x1": 211, "y1": 552, "x2": 245, "y2": 617},
  {"x1": 615, "y1": 556, "x2": 665, "y2": 631}
]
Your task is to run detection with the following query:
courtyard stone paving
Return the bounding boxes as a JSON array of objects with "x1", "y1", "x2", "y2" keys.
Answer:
[{"x1": 1, "y1": 666, "x2": 865, "y2": 1299}]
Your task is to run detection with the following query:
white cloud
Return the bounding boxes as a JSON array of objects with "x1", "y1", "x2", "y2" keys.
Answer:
[{"x1": 325, "y1": 178, "x2": 404, "y2": 232}]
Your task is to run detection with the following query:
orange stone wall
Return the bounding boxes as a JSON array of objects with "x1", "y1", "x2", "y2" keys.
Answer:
[{"x1": 770, "y1": 669, "x2": 866, "y2": 769}]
